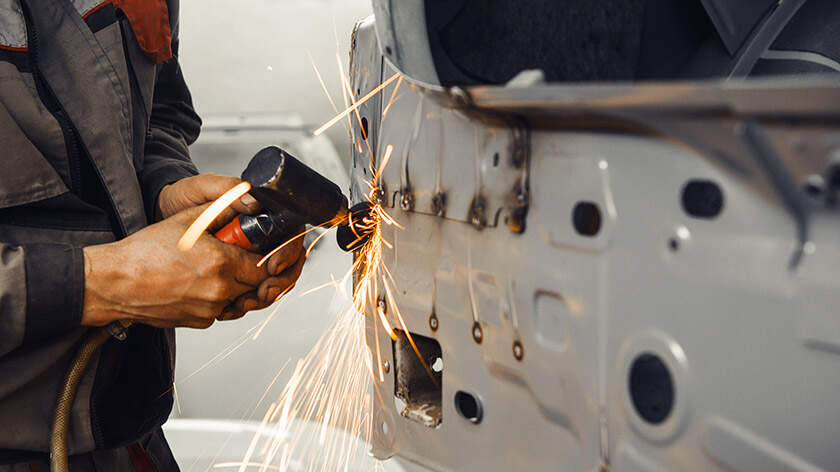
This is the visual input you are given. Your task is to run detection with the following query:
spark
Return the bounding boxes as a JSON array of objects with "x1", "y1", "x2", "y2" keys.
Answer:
[
  {"x1": 213, "y1": 462, "x2": 284, "y2": 471},
  {"x1": 179, "y1": 324, "x2": 261, "y2": 384},
  {"x1": 171, "y1": 71, "x2": 418, "y2": 471},
  {"x1": 381, "y1": 76, "x2": 403, "y2": 119},
  {"x1": 307, "y1": 51, "x2": 340, "y2": 115},
  {"x1": 297, "y1": 278, "x2": 339, "y2": 298},
  {"x1": 383, "y1": 275, "x2": 439, "y2": 389},
  {"x1": 173, "y1": 384, "x2": 182, "y2": 415},
  {"x1": 373, "y1": 144, "x2": 393, "y2": 183},
  {"x1": 228, "y1": 139, "x2": 408, "y2": 471},
  {"x1": 336, "y1": 53, "x2": 362, "y2": 138},
  {"x1": 178, "y1": 182, "x2": 251, "y2": 251},
  {"x1": 374, "y1": 317, "x2": 385, "y2": 383},
  {"x1": 376, "y1": 302, "x2": 398, "y2": 342},
  {"x1": 238, "y1": 402, "x2": 278, "y2": 472},
  {"x1": 337, "y1": 55, "x2": 354, "y2": 141},
  {"x1": 312, "y1": 72, "x2": 400, "y2": 136},
  {"x1": 256, "y1": 224, "x2": 327, "y2": 268},
  {"x1": 305, "y1": 229, "x2": 330, "y2": 258},
  {"x1": 252, "y1": 285, "x2": 294, "y2": 341},
  {"x1": 337, "y1": 53, "x2": 374, "y2": 160},
  {"x1": 228, "y1": 280, "x2": 374, "y2": 469}
]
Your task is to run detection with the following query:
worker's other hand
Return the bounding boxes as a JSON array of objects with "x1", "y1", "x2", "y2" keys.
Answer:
[
  {"x1": 217, "y1": 231, "x2": 306, "y2": 321},
  {"x1": 81, "y1": 204, "x2": 281, "y2": 329},
  {"x1": 157, "y1": 173, "x2": 260, "y2": 220}
]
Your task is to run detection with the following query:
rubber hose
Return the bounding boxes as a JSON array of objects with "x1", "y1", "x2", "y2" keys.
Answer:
[{"x1": 50, "y1": 321, "x2": 134, "y2": 472}]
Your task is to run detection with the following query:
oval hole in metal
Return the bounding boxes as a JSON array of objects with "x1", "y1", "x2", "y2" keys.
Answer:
[
  {"x1": 454, "y1": 390, "x2": 483, "y2": 424},
  {"x1": 572, "y1": 201, "x2": 602, "y2": 237},
  {"x1": 629, "y1": 353, "x2": 674, "y2": 425}
]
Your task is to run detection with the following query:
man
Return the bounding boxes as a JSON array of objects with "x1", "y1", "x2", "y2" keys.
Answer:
[{"x1": 0, "y1": 0, "x2": 304, "y2": 470}]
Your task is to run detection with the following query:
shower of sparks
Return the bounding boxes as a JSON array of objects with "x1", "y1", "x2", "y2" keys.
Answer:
[
  {"x1": 176, "y1": 71, "x2": 422, "y2": 471},
  {"x1": 224, "y1": 138, "x2": 424, "y2": 471},
  {"x1": 312, "y1": 72, "x2": 400, "y2": 136},
  {"x1": 177, "y1": 182, "x2": 251, "y2": 251},
  {"x1": 232, "y1": 278, "x2": 376, "y2": 472}
]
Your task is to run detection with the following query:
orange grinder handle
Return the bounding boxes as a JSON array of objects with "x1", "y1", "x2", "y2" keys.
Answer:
[{"x1": 214, "y1": 216, "x2": 256, "y2": 252}]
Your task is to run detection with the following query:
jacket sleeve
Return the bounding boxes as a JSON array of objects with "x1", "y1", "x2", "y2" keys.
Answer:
[
  {"x1": 0, "y1": 243, "x2": 84, "y2": 356},
  {"x1": 138, "y1": 39, "x2": 202, "y2": 222}
]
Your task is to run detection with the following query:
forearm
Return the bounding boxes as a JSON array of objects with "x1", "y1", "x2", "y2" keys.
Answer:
[{"x1": 0, "y1": 243, "x2": 83, "y2": 356}]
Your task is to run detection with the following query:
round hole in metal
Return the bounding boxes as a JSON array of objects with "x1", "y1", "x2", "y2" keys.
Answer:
[
  {"x1": 681, "y1": 180, "x2": 724, "y2": 219},
  {"x1": 454, "y1": 390, "x2": 483, "y2": 424},
  {"x1": 629, "y1": 353, "x2": 674, "y2": 425},
  {"x1": 572, "y1": 201, "x2": 602, "y2": 237}
]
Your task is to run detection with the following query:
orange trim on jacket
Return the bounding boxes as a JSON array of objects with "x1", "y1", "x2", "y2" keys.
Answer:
[
  {"x1": 0, "y1": 44, "x2": 27, "y2": 52},
  {"x1": 115, "y1": 0, "x2": 172, "y2": 63}
]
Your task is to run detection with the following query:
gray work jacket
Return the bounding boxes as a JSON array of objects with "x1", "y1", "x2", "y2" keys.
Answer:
[{"x1": 0, "y1": 0, "x2": 199, "y2": 465}]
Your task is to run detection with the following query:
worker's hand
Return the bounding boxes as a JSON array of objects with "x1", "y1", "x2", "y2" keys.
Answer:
[
  {"x1": 217, "y1": 233, "x2": 307, "y2": 321},
  {"x1": 158, "y1": 173, "x2": 306, "y2": 320},
  {"x1": 80, "y1": 204, "x2": 297, "y2": 329},
  {"x1": 157, "y1": 173, "x2": 260, "y2": 220}
]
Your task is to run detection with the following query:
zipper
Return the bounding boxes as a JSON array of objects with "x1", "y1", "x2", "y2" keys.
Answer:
[
  {"x1": 20, "y1": 2, "x2": 84, "y2": 195},
  {"x1": 20, "y1": 1, "x2": 128, "y2": 237},
  {"x1": 117, "y1": 13, "x2": 153, "y2": 141}
]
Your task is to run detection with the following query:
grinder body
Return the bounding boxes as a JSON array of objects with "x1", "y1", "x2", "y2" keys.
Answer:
[{"x1": 214, "y1": 146, "x2": 351, "y2": 254}]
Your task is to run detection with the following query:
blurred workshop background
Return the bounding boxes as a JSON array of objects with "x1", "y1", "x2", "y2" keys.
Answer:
[{"x1": 160, "y1": 1, "x2": 395, "y2": 470}]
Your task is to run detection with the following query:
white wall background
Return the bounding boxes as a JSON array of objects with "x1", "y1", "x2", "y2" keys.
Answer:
[{"x1": 179, "y1": 0, "x2": 374, "y2": 161}]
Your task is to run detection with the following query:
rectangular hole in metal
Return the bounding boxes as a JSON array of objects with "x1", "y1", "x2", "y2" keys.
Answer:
[{"x1": 392, "y1": 330, "x2": 442, "y2": 428}]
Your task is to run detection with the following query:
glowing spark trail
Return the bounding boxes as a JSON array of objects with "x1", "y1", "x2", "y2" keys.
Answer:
[
  {"x1": 256, "y1": 224, "x2": 328, "y2": 267},
  {"x1": 337, "y1": 53, "x2": 375, "y2": 160},
  {"x1": 176, "y1": 72, "x2": 419, "y2": 471},
  {"x1": 305, "y1": 229, "x2": 330, "y2": 258},
  {"x1": 376, "y1": 302, "x2": 398, "y2": 342},
  {"x1": 374, "y1": 144, "x2": 393, "y2": 184},
  {"x1": 307, "y1": 51, "x2": 341, "y2": 115},
  {"x1": 177, "y1": 182, "x2": 251, "y2": 251},
  {"x1": 312, "y1": 73, "x2": 400, "y2": 136},
  {"x1": 252, "y1": 285, "x2": 294, "y2": 341},
  {"x1": 297, "y1": 278, "x2": 339, "y2": 298},
  {"x1": 381, "y1": 76, "x2": 403, "y2": 119},
  {"x1": 226, "y1": 138, "x2": 409, "y2": 470}
]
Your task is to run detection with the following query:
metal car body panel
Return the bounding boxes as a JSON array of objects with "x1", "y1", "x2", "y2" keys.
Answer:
[{"x1": 348, "y1": 13, "x2": 840, "y2": 472}]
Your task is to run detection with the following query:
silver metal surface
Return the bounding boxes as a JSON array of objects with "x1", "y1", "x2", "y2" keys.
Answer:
[
  {"x1": 350, "y1": 15, "x2": 840, "y2": 472},
  {"x1": 370, "y1": 0, "x2": 440, "y2": 87}
]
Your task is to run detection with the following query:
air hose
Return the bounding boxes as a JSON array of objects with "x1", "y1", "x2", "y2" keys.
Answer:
[{"x1": 50, "y1": 321, "x2": 133, "y2": 472}]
